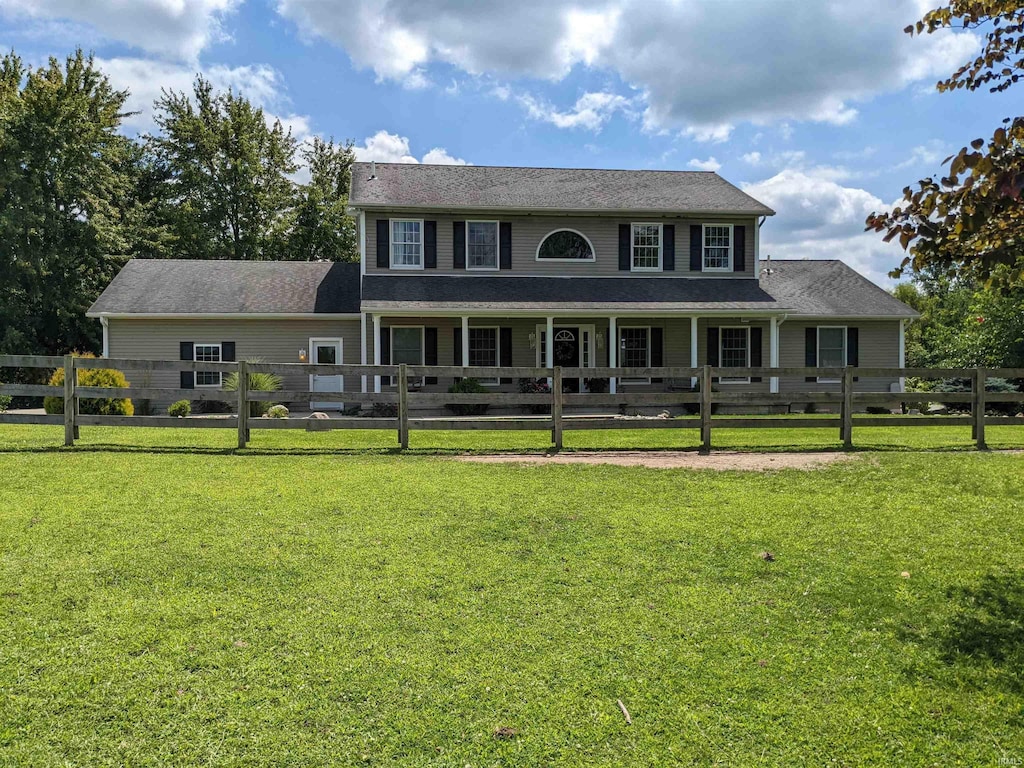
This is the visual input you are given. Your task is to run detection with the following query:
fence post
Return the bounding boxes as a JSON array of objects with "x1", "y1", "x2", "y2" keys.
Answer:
[
  {"x1": 842, "y1": 366, "x2": 853, "y2": 449},
  {"x1": 700, "y1": 364, "x2": 712, "y2": 454},
  {"x1": 974, "y1": 367, "x2": 987, "y2": 450},
  {"x1": 398, "y1": 363, "x2": 409, "y2": 449},
  {"x1": 63, "y1": 354, "x2": 75, "y2": 446},
  {"x1": 551, "y1": 366, "x2": 563, "y2": 450},
  {"x1": 236, "y1": 360, "x2": 249, "y2": 449}
]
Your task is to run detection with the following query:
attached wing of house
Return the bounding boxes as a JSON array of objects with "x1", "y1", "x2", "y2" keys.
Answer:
[{"x1": 87, "y1": 163, "x2": 918, "y2": 409}]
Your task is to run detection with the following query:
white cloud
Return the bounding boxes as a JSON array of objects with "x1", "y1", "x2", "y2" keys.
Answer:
[
  {"x1": 893, "y1": 139, "x2": 948, "y2": 171},
  {"x1": 354, "y1": 130, "x2": 469, "y2": 165},
  {"x1": 98, "y1": 57, "x2": 312, "y2": 141},
  {"x1": 744, "y1": 169, "x2": 904, "y2": 285},
  {"x1": 0, "y1": 0, "x2": 238, "y2": 61},
  {"x1": 742, "y1": 151, "x2": 763, "y2": 165},
  {"x1": 274, "y1": 0, "x2": 979, "y2": 136},
  {"x1": 517, "y1": 90, "x2": 635, "y2": 132},
  {"x1": 687, "y1": 156, "x2": 721, "y2": 172}
]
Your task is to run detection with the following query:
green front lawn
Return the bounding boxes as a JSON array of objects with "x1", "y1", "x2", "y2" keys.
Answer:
[{"x1": 1, "y1": 424, "x2": 1023, "y2": 765}]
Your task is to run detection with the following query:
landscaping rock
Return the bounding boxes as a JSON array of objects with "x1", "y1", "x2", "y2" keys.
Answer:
[
  {"x1": 307, "y1": 411, "x2": 330, "y2": 419},
  {"x1": 926, "y1": 403, "x2": 949, "y2": 415},
  {"x1": 908, "y1": 408, "x2": 921, "y2": 415}
]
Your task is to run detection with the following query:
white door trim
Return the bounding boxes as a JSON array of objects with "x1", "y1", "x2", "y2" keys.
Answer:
[{"x1": 309, "y1": 337, "x2": 344, "y2": 411}]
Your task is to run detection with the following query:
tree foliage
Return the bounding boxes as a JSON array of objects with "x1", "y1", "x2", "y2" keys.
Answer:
[
  {"x1": 0, "y1": 50, "x2": 136, "y2": 355},
  {"x1": 289, "y1": 137, "x2": 357, "y2": 262},
  {"x1": 866, "y1": 1, "x2": 1024, "y2": 288}
]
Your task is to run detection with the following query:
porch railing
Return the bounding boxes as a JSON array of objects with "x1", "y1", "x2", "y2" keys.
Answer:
[{"x1": 1, "y1": 355, "x2": 1022, "y2": 452}]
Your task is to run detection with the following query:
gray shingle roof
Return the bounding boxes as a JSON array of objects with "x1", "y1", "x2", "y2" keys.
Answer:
[
  {"x1": 361, "y1": 274, "x2": 784, "y2": 312},
  {"x1": 87, "y1": 259, "x2": 361, "y2": 315},
  {"x1": 349, "y1": 163, "x2": 775, "y2": 215},
  {"x1": 758, "y1": 260, "x2": 918, "y2": 318}
]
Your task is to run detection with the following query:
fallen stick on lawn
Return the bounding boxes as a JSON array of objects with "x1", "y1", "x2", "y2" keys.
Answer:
[{"x1": 617, "y1": 699, "x2": 632, "y2": 725}]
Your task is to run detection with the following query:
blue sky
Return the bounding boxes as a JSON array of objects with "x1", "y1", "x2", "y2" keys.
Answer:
[{"x1": 0, "y1": 0, "x2": 1008, "y2": 285}]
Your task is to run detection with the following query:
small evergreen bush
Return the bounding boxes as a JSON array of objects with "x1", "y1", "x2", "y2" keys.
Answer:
[
  {"x1": 267, "y1": 404, "x2": 289, "y2": 419},
  {"x1": 43, "y1": 354, "x2": 133, "y2": 416},
  {"x1": 223, "y1": 361, "x2": 283, "y2": 417},
  {"x1": 168, "y1": 400, "x2": 191, "y2": 417},
  {"x1": 447, "y1": 378, "x2": 489, "y2": 416}
]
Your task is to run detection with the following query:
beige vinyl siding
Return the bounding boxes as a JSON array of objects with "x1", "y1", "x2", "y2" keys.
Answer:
[
  {"x1": 363, "y1": 212, "x2": 758, "y2": 278},
  {"x1": 779, "y1": 320, "x2": 901, "y2": 393},
  {"x1": 107, "y1": 318, "x2": 362, "y2": 404}
]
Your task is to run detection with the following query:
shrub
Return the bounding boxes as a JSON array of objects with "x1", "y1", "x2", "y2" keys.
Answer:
[
  {"x1": 865, "y1": 405, "x2": 891, "y2": 415},
  {"x1": 518, "y1": 377, "x2": 551, "y2": 415},
  {"x1": 168, "y1": 400, "x2": 191, "y2": 418},
  {"x1": 0, "y1": 388, "x2": 10, "y2": 413},
  {"x1": 43, "y1": 354, "x2": 134, "y2": 416},
  {"x1": 804, "y1": 401, "x2": 817, "y2": 415},
  {"x1": 192, "y1": 398, "x2": 233, "y2": 414},
  {"x1": 370, "y1": 402, "x2": 398, "y2": 418},
  {"x1": 447, "y1": 377, "x2": 490, "y2": 416},
  {"x1": 223, "y1": 361, "x2": 283, "y2": 417},
  {"x1": 267, "y1": 404, "x2": 289, "y2": 419},
  {"x1": 584, "y1": 377, "x2": 609, "y2": 394}
]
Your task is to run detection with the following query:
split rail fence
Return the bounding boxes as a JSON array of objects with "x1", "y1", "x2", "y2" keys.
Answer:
[{"x1": 1, "y1": 355, "x2": 1022, "y2": 452}]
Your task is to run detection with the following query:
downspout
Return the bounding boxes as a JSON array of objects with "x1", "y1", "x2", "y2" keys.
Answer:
[{"x1": 100, "y1": 316, "x2": 109, "y2": 358}]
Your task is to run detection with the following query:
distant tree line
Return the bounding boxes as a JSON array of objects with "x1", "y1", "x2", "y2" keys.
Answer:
[{"x1": 0, "y1": 50, "x2": 357, "y2": 357}]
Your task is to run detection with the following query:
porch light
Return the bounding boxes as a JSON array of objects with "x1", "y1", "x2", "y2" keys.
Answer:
[
  {"x1": 528, "y1": 332, "x2": 537, "y2": 349},
  {"x1": 298, "y1": 348, "x2": 307, "y2": 362},
  {"x1": 596, "y1": 332, "x2": 604, "y2": 349}
]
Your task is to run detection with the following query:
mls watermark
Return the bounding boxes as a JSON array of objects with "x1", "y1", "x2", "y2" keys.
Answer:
[{"x1": 997, "y1": 757, "x2": 1022, "y2": 766}]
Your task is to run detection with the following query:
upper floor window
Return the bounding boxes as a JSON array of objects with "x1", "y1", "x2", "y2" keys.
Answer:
[
  {"x1": 537, "y1": 229, "x2": 595, "y2": 261},
  {"x1": 391, "y1": 219, "x2": 423, "y2": 269},
  {"x1": 703, "y1": 224, "x2": 733, "y2": 271},
  {"x1": 467, "y1": 221, "x2": 499, "y2": 270},
  {"x1": 631, "y1": 223, "x2": 662, "y2": 271}
]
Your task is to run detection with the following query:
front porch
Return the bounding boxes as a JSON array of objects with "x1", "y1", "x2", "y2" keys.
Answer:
[{"x1": 365, "y1": 313, "x2": 788, "y2": 399}]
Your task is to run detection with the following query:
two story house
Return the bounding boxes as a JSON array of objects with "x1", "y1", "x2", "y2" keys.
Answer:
[{"x1": 87, "y1": 163, "x2": 918, "y2": 408}]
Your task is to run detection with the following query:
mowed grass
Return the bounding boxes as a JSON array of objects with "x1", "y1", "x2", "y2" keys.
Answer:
[{"x1": 1, "y1": 424, "x2": 1023, "y2": 766}]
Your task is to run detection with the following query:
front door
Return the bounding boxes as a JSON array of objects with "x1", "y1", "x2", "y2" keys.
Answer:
[
  {"x1": 553, "y1": 328, "x2": 580, "y2": 392},
  {"x1": 309, "y1": 338, "x2": 343, "y2": 411}
]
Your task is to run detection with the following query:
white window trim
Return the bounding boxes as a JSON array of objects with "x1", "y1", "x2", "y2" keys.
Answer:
[
  {"x1": 718, "y1": 326, "x2": 750, "y2": 384},
  {"x1": 468, "y1": 325, "x2": 500, "y2": 386},
  {"x1": 389, "y1": 325, "x2": 425, "y2": 385},
  {"x1": 630, "y1": 222, "x2": 663, "y2": 273},
  {"x1": 817, "y1": 325, "x2": 847, "y2": 383},
  {"x1": 390, "y1": 218, "x2": 425, "y2": 270},
  {"x1": 702, "y1": 223, "x2": 734, "y2": 273},
  {"x1": 193, "y1": 342, "x2": 223, "y2": 388},
  {"x1": 619, "y1": 326, "x2": 652, "y2": 384},
  {"x1": 535, "y1": 228, "x2": 596, "y2": 262},
  {"x1": 466, "y1": 220, "x2": 500, "y2": 271}
]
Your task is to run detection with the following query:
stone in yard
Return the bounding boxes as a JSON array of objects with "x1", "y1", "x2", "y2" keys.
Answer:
[
  {"x1": 926, "y1": 403, "x2": 948, "y2": 415},
  {"x1": 908, "y1": 408, "x2": 921, "y2": 415},
  {"x1": 307, "y1": 411, "x2": 330, "y2": 419}
]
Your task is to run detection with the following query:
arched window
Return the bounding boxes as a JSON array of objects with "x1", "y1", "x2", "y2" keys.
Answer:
[{"x1": 536, "y1": 229, "x2": 595, "y2": 261}]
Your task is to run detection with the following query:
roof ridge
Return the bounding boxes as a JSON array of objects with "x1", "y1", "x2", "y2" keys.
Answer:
[{"x1": 352, "y1": 161, "x2": 719, "y2": 174}]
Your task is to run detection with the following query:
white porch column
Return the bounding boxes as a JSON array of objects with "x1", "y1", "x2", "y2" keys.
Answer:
[
  {"x1": 461, "y1": 316, "x2": 470, "y2": 367},
  {"x1": 769, "y1": 315, "x2": 779, "y2": 394},
  {"x1": 360, "y1": 313, "x2": 367, "y2": 393},
  {"x1": 690, "y1": 316, "x2": 698, "y2": 388},
  {"x1": 372, "y1": 313, "x2": 382, "y2": 393},
  {"x1": 898, "y1": 318, "x2": 907, "y2": 392},
  {"x1": 608, "y1": 316, "x2": 617, "y2": 394},
  {"x1": 546, "y1": 316, "x2": 554, "y2": 387}
]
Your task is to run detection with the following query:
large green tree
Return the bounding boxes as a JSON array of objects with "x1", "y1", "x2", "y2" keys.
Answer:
[
  {"x1": 148, "y1": 77, "x2": 299, "y2": 261},
  {"x1": 866, "y1": 1, "x2": 1024, "y2": 288},
  {"x1": 289, "y1": 137, "x2": 357, "y2": 262},
  {"x1": 0, "y1": 50, "x2": 136, "y2": 355}
]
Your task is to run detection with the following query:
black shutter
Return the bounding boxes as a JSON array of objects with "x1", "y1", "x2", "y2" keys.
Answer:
[
  {"x1": 690, "y1": 224, "x2": 702, "y2": 272},
  {"x1": 499, "y1": 222, "x2": 512, "y2": 270},
  {"x1": 733, "y1": 225, "x2": 746, "y2": 273},
  {"x1": 707, "y1": 327, "x2": 719, "y2": 383},
  {"x1": 618, "y1": 224, "x2": 631, "y2": 271},
  {"x1": 500, "y1": 327, "x2": 512, "y2": 383},
  {"x1": 453, "y1": 327, "x2": 462, "y2": 383},
  {"x1": 424, "y1": 220, "x2": 437, "y2": 268},
  {"x1": 179, "y1": 342, "x2": 194, "y2": 390},
  {"x1": 650, "y1": 327, "x2": 664, "y2": 383},
  {"x1": 750, "y1": 327, "x2": 762, "y2": 382},
  {"x1": 453, "y1": 221, "x2": 466, "y2": 269},
  {"x1": 805, "y1": 327, "x2": 817, "y2": 382},
  {"x1": 221, "y1": 342, "x2": 235, "y2": 362},
  {"x1": 847, "y1": 326, "x2": 859, "y2": 382},
  {"x1": 425, "y1": 327, "x2": 438, "y2": 384},
  {"x1": 376, "y1": 219, "x2": 389, "y2": 268},
  {"x1": 380, "y1": 326, "x2": 391, "y2": 385},
  {"x1": 663, "y1": 224, "x2": 675, "y2": 271}
]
